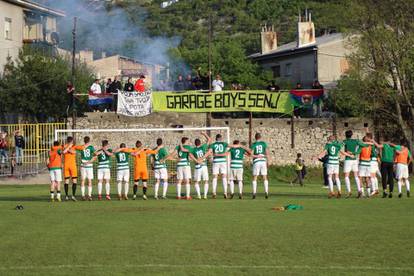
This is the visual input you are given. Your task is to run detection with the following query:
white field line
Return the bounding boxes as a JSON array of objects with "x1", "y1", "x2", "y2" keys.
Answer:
[{"x1": 0, "y1": 264, "x2": 413, "y2": 271}]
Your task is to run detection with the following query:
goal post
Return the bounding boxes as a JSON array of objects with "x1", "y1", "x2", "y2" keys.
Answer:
[{"x1": 54, "y1": 126, "x2": 231, "y2": 187}]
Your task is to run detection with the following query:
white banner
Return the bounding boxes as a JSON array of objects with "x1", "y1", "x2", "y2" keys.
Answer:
[{"x1": 117, "y1": 90, "x2": 152, "y2": 117}]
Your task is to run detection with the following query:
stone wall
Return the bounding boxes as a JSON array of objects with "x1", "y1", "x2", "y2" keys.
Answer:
[{"x1": 67, "y1": 113, "x2": 371, "y2": 167}]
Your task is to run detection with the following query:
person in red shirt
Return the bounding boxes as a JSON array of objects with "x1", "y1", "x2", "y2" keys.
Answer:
[{"x1": 134, "y1": 75, "x2": 146, "y2": 92}]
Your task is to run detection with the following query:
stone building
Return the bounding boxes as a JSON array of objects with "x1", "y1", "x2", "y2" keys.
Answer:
[
  {"x1": 250, "y1": 16, "x2": 353, "y2": 89},
  {"x1": 0, "y1": 0, "x2": 65, "y2": 73}
]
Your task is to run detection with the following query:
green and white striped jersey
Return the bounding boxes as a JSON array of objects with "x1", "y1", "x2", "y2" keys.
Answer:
[
  {"x1": 80, "y1": 145, "x2": 95, "y2": 168},
  {"x1": 192, "y1": 144, "x2": 208, "y2": 169},
  {"x1": 97, "y1": 149, "x2": 112, "y2": 169},
  {"x1": 153, "y1": 147, "x2": 168, "y2": 170},
  {"x1": 230, "y1": 147, "x2": 246, "y2": 169},
  {"x1": 115, "y1": 150, "x2": 130, "y2": 171},
  {"x1": 209, "y1": 142, "x2": 228, "y2": 164},
  {"x1": 176, "y1": 145, "x2": 192, "y2": 167},
  {"x1": 251, "y1": 141, "x2": 267, "y2": 164},
  {"x1": 325, "y1": 141, "x2": 342, "y2": 165}
]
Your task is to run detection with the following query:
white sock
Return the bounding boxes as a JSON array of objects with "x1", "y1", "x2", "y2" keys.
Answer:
[
  {"x1": 238, "y1": 181, "x2": 243, "y2": 195},
  {"x1": 355, "y1": 177, "x2": 362, "y2": 192},
  {"x1": 335, "y1": 178, "x2": 341, "y2": 192},
  {"x1": 88, "y1": 185, "x2": 92, "y2": 197},
  {"x1": 117, "y1": 182, "x2": 122, "y2": 196},
  {"x1": 398, "y1": 180, "x2": 402, "y2": 194},
  {"x1": 177, "y1": 184, "x2": 181, "y2": 197},
  {"x1": 124, "y1": 182, "x2": 129, "y2": 196},
  {"x1": 105, "y1": 182, "x2": 110, "y2": 195},
  {"x1": 344, "y1": 176, "x2": 351, "y2": 193},
  {"x1": 405, "y1": 179, "x2": 410, "y2": 192},
  {"x1": 162, "y1": 181, "x2": 168, "y2": 197},
  {"x1": 229, "y1": 180, "x2": 234, "y2": 194},
  {"x1": 50, "y1": 192, "x2": 54, "y2": 199},
  {"x1": 186, "y1": 184, "x2": 191, "y2": 198},
  {"x1": 203, "y1": 183, "x2": 208, "y2": 197},
  {"x1": 222, "y1": 178, "x2": 228, "y2": 195},
  {"x1": 264, "y1": 180, "x2": 269, "y2": 194},
  {"x1": 212, "y1": 178, "x2": 217, "y2": 194},
  {"x1": 195, "y1": 183, "x2": 201, "y2": 197},
  {"x1": 252, "y1": 180, "x2": 257, "y2": 194},
  {"x1": 56, "y1": 192, "x2": 61, "y2": 200},
  {"x1": 328, "y1": 177, "x2": 334, "y2": 193},
  {"x1": 370, "y1": 177, "x2": 376, "y2": 191},
  {"x1": 154, "y1": 182, "x2": 159, "y2": 198},
  {"x1": 98, "y1": 181, "x2": 103, "y2": 195},
  {"x1": 81, "y1": 185, "x2": 85, "y2": 197}
]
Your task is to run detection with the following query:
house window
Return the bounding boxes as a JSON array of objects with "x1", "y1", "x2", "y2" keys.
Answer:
[
  {"x1": 4, "y1": 18, "x2": 12, "y2": 40},
  {"x1": 285, "y1": 63, "x2": 292, "y2": 76},
  {"x1": 272, "y1": 65, "x2": 281, "y2": 78}
]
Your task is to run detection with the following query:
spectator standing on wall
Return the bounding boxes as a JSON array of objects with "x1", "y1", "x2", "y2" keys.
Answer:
[
  {"x1": 293, "y1": 82, "x2": 303, "y2": 118},
  {"x1": 267, "y1": 81, "x2": 280, "y2": 92},
  {"x1": 134, "y1": 75, "x2": 146, "y2": 93},
  {"x1": 66, "y1": 81, "x2": 75, "y2": 112},
  {"x1": 124, "y1": 77, "x2": 134, "y2": 92},
  {"x1": 105, "y1": 78, "x2": 112, "y2": 93},
  {"x1": 185, "y1": 74, "x2": 194, "y2": 90},
  {"x1": 173, "y1": 75, "x2": 186, "y2": 91},
  {"x1": 312, "y1": 80, "x2": 324, "y2": 90},
  {"x1": 110, "y1": 76, "x2": 122, "y2": 112},
  {"x1": 90, "y1": 79, "x2": 102, "y2": 94},
  {"x1": 212, "y1": 75, "x2": 224, "y2": 91},
  {"x1": 14, "y1": 130, "x2": 25, "y2": 166}
]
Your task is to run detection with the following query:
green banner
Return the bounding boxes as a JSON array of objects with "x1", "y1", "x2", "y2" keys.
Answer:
[{"x1": 152, "y1": 90, "x2": 293, "y2": 113}]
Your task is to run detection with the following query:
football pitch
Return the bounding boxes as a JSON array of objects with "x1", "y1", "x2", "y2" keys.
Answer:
[{"x1": 0, "y1": 179, "x2": 413, "y2": 275}]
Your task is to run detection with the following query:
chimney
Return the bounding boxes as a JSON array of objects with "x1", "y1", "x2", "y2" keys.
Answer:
[
  {"x1": 79, "y1": 50, "x2": 94, "y2": 63},
  {"x1": 297, "y1": 10, "x2": 316, "y2": 48},
  {"x1": 261, "y1": 25, "x2": 277, "y2": 54}
]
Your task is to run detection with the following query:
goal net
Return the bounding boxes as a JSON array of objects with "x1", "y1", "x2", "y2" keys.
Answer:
[{"x1": 54, "y1": 127, "x2": 230, "y2": 187}]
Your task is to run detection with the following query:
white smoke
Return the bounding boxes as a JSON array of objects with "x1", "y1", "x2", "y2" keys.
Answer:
[{"x1": 39, "y1": 0, "x2": 181, "y2": 68}]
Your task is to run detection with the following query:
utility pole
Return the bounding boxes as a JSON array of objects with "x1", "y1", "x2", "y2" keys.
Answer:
[
  {"x1": 206, "y1": 12, "x2": 213, "y2": 135},
  {"x1": 71, "y1": 17, "x2": 77, "y2": 139}
]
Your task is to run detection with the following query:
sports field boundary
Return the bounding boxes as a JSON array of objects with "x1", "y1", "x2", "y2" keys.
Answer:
[{"x1": 0, "y1": 263, "x2": 413, "y2": 272}]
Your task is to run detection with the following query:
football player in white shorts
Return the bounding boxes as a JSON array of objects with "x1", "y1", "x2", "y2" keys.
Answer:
[
  {"x1": 250, "y1": 133, "x2": 269, "y2": 199},
  {"x1": 152, "y1": 138, "x2": 169, "y2": 199},
  {"x1": 47, "y1": 141, "x2": 63, "y2": 202},
  {"x1": 114, "y1": 143, "x2": 132, "y2": 200},
  {"x1": 93, "y1": 140, "x2": 114, "y2": 200},
  {"x1": 228, "y1": 140, "x2": 251, "y2": 199},
  {"x1": 393, "y1": 143, "x2": 412, "y2": 198},
  {"x1": 166, "y1": 137, "x2": 193, "y2": 200},
  {"x1": 206, "y1": 134, "x2": 229, "y2": 199},
  {"x1": 317, "y1": 135, "x2": 354, "y2": 198},
  {"x1": 188, "y1": 132, "x2": 211, "y2": 199}
]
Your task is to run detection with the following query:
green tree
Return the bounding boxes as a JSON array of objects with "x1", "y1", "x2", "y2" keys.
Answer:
[
  {"x1": 335, "y1": 0, "x2": 414, "y2": 147},
  {"x1": 0, "y1": 46, "x2": 94, "y2": 122}
]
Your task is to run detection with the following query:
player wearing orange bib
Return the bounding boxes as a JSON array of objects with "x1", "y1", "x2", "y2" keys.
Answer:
[
  {"x1": 47, "y1": 141, "x2": 63, "y2": 202},
  {"x1": 393, "y1": 143, "x2": 412, "y2": 198},
  {"x1": 131, "y1": 140, "x2": 160, "y2": 200},
  {"x1": 62, "y1": 136, "x2": 83, "y2": 201},
  {"x1": 358, "y1": 135, "x2": 372, "y2": 198}
]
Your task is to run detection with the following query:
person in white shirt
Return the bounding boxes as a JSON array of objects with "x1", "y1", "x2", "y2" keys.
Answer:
[
  {"x1": 212, "y1": 75, "x2": 224, "y2": 91},
  {"x1": 90, "y1": 79, "x2": 102, "y2": 94}
]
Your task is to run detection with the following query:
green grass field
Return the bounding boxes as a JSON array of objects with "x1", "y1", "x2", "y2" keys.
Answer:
[{"x1": 0, "y1": 172, "x2": 413, "y2": 275}]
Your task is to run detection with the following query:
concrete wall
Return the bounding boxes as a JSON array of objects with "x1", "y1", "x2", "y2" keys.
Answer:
[
  {"x1": 67, "y1": 113, "x2": 371, "y2": 167},
  {"x1": 0, "y1": 1, "x2": 24, "y2": 73},
  {"x1": 257, "y1": 51, "x2": 317, "y2": 88},
  {"x1": 318, "y1": 38, "x2": 352, "y2": 89}
]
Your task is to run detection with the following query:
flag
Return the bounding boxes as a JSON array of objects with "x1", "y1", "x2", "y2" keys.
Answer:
[
  {"x1": 290, "y1": 89, "x2": 324, "y2": 107},
  {"x1": 88, "y1": 92, "x2": 113, "y2": 106}
]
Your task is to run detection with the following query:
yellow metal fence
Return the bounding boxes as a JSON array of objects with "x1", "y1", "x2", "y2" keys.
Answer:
[{"x1": 0, "y1": 123, "x2": 66, "y2": 177}]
